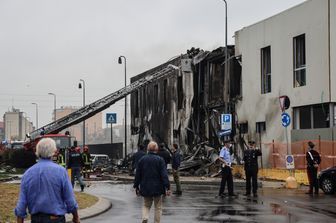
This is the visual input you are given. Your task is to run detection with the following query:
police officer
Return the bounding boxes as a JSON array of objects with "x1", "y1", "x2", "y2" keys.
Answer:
[
  {"x1": 306, "y1": 141, "x2": 321, "y2": 195},
  {"x1": 243, "y1": 141, "x2": 262, "y2": 197},
  {"x1": 218, "y1": 141, "x2": 236, "y2": 197},
  {"x1": 82, "y1": 146, "x2": 91, "y2": 179}
]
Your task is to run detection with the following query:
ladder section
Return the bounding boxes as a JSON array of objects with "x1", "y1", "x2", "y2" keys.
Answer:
[{"x1": 29, "y1": 64, "x2": 179, "y2": 140}]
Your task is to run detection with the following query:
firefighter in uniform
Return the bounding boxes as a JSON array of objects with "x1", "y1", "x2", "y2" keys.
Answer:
[
  {"x1": 68, "y1": 146, "x2": 86, "y2": 191},
  {"x1": 57, "y1": 148, "x2": 66, "y2": 168},
  {"x1": 82, "y1": 146, "x2": 92, "y2": 179},
  {"x1": 243, "y1": 141, "x2": 262, "y2": 197}
]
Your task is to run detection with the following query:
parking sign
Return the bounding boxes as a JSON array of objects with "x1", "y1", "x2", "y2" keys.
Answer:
[{"x1": 221, "y1": 114, "x2": 232, "y2": 133}]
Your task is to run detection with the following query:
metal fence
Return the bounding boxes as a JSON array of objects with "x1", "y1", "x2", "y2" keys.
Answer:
[{"x1": 264, "y1": 139, "x2": 336, "y2": 170}]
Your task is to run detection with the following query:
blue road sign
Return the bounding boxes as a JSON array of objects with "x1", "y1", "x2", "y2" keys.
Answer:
[
  {"x1": 106, "y1": 113, "x2": 117, "y2": 124},
  {"x1": 281, "y1": 112, "x2": 291, "y2": 127},
  {"x1": 221, "y1": 114, "x2": 232, "y2": 133},
  {"x1": 286, "y1": 155, "x2": 295, "y2": 169}
]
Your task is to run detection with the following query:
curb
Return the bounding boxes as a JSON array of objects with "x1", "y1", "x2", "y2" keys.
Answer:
[
  {"x1": 0, "y1": 176, "x2": 19, "y2": 182},
  {"x1": 25, "y1": 196, "x2": 112, "y2": 223},
  {"x1": 66, "y1": 197, "x2": 112, "y2": 222}
]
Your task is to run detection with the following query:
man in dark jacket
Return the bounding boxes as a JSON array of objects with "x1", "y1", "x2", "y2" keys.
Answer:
[
  {"x1": 243, "y1": 141, "x2": 262, "y2": 197},
  {"x1": 68, "y1": 146, "x2": 85, "y2": 192},
  {"x1": 157, "y1": 143, "x2": 171, "y2": 168},
  {"x1": 134, "y1": 141, "x2": 170, "y2": 223},
  {"x1": 171, "y1": 143, "x2": 182, "y2": 195},
  {"x1": 306, "y1": 141, "x2": 321, "y2": 195},
  {"x1": 132, "y1": 144, "x2": 146, "y2": 174}
]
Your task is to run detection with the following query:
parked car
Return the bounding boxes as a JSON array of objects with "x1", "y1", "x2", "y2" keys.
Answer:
[{"x1": 318, "y1": 166, "x2": 336, "y2": 194}]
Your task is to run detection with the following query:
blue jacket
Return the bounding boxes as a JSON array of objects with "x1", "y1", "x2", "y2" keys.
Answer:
[
  {"x1": 132, "y1": 150, "x2": 146, "y2": 170},
  {"x1": 133, "y1": 152, "x2": 170, "y2": 197},
  {"x1": 172, "y1": 151, "x2": 181, "y2": 170}
]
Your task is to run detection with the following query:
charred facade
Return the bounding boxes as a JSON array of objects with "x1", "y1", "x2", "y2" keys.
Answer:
[{"x1": 130, "y1": 47, "x2": 242, "y2": 158}]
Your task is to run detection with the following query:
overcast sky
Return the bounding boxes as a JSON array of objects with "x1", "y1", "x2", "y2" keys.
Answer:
[{"x1": 0, "y1": 0, "x2": 306, "y2": 128}]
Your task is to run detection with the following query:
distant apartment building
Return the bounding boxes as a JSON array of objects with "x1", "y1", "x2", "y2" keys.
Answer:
[
  {"x1": 56, "y1": 106, "x2": 103, "y2": 145},
  {"x1": 3, "y1": 108, "x2": 34, "y2": 141},
  {"x1": 234, "y1": 0, "x2": 336, "y2": 166},
  {"x1": 0, "y1": 121, "x2": 5, "y2": 141}
]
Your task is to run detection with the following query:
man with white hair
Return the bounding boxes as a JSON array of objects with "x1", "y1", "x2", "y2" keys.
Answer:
[
  {"x1": 134, "y1": 141, "x2": 170, "y2": 223},
  {"x1": 15, "y1": 138, "x2": 80, "y2": 223}
]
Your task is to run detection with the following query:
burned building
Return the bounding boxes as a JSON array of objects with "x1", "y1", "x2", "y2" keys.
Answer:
[
  {"x1": 130, "y1": 53, "x2": 194, "y2": 154},
  {"x1": 130, "y1": 47, "x2": 242, "y2": 158},
  {"x1": 192, "y1": 46, "x2": 241, "y2": 148}
]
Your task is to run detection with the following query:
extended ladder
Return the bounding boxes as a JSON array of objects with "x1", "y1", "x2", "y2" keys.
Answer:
[{"x1": 29, "y1": 64, "x2": 179, "y2": 140}]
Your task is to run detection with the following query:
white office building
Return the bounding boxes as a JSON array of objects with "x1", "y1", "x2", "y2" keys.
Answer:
[{"x1": 234, "y1": 0, "x2": 336, "y2": 164}]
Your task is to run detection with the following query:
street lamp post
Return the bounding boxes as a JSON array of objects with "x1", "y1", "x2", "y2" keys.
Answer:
[
  {"x1": 31, "y1": 103, "x2": 38, "y2": 129},
  {"x1": 118, "y1": 55, "x2": 127, "y2": 159},
  {"x1": 48, "y1": 93, "x2": 56, "y2": 121},
  {"x1": 78, "y1": 79, "x2": 86, "y2": 149},
  {"x1": 221, "y1": 0, "x2": 229, "y2": 112}
]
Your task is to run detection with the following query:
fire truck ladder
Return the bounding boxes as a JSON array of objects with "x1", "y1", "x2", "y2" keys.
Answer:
[{"x1": 29, "y1": 64, "x2": 179, "y2": 140}]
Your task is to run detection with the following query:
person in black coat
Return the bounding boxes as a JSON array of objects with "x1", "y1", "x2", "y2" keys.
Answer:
[
  {"x1": 133, "y1": 141, "x2": 170, "y2": 223},
  {"x1": 132, "y1": 144, "x2": 146, "y2": 174},
  {"x1": 243, "y1": 141, "x2": 262, "y2": 197},
  {"x1": 68, "y1": 146, "x2": 86, "y2": 191},
  {"x1": 171, "y1": 143, "x2": 182, "y2": 195},
  {"x1": 157, "y1": 143, "x2": 171, "y2": 168},
  {"x1": 306, "y1": 141, "x2": 321, "y2": 195}
]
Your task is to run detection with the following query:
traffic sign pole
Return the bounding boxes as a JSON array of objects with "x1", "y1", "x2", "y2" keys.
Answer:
[{"x1": 111, "y1": 123, "x2": 113, "y2": 144}]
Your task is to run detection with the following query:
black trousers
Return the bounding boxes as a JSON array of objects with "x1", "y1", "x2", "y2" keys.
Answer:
[
  {"x1": 219, "y1": 166, "x2": 233, "y2": 195},
  {"x1": 31, "y1": 213, "x2": 65, "y2": 223},
  {"x1": 245, "y1": 167, "x2": 258, "y2": 194},
  {"x1": 307, "y1": 166, "x2": 318, "y2": 193}
]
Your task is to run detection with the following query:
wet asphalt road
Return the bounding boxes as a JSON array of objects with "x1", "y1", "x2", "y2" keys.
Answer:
[{"x1": 82, "y1": 182, "x2": 336, "y2": 223}]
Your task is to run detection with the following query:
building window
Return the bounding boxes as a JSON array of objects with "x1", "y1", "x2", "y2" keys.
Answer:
[
  {"x1": 256, "y1": 122, "x2": 266, "y2": 133},
  {"x1": 153, "y1": 84, "x2": 159, "y2": 113},
  {"x1": 299, "y1": 106, "x2": 311, "y2": 129},
  {"x1": 239, "y1": 122, "x2": 248, "y2": 134},
  {"x1": 293, "y1": 103, "x2": 330, "y2": 129},
  {"x1": 261, "y1": 46, "x2": 271, "y2": 94},
  {"x1": 293, "y1": 34, "x2": 306, "y2": 87},
  {"x1": 312, "y1": 104, "x2": 329, "y2": 128}
]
